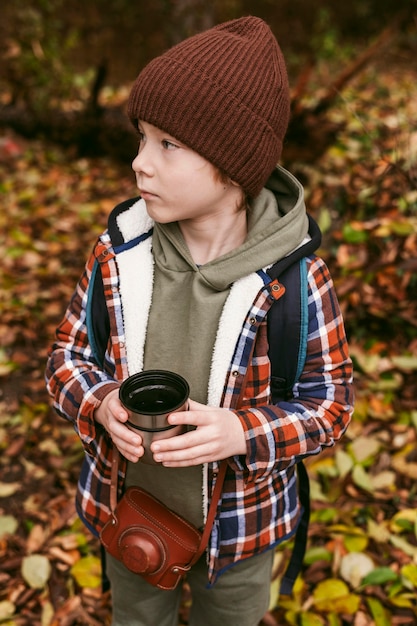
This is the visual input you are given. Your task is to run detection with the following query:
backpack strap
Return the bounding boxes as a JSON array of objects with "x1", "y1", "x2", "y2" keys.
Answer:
[
  {"x1": 279, "y1": 460, "x2": 310, "y2": 595},
  {"x1": 266, "y1": 214, "x2": 320, "y2": 595},
  {"x1": 266, "y1": 258, "x2": 307, "y2": 401},
  {"x1": 266, "y1": 214, "x2": 321, "y2": 400},
  {"x1": 87, "y1": 259, "x2": 109, "y2": 368}
]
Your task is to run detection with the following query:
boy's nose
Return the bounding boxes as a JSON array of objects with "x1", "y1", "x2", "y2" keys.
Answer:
[
  {"x1": 132, "y1": 153, "x2": 141, "y2": 172},
  {"x1": 132, "y1": 149, "x2": 153, "y2": 176}
]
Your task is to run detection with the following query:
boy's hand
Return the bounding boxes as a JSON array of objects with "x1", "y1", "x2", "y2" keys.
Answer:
[
  {"x1": 94, "y1": 389, "x2": 144, "y2": 462},
  {"x1": 150, "y1": 399, "x2": 246, "y2": 466}
]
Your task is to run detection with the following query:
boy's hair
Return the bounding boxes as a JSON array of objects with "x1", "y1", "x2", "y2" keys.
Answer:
[
  {"x1": 127, "y1": 16, "x2": 290, "y2": 198},
  {"x1": 212, "y1": 165, "x2": 249, "y2": 211}
]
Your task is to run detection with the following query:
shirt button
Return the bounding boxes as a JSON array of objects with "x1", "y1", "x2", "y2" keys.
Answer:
[
  {"x1": 232, "y1": 371, "x2": 239, "y2": 377},
  {"x1": 249, "y1": 317, "x2": 256, "y2": 325}
]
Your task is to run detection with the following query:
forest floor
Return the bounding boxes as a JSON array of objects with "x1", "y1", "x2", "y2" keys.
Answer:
[{"x1": 1, "y1": 49, "x2": 417, "y2": 626}]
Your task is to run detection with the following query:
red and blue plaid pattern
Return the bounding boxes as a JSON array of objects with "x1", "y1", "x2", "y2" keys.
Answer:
[{"x1": 46, "y1": 233, "x2": 353, "y2": 584}]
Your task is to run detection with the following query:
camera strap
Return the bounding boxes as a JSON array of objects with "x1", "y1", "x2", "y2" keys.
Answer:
[{"x1": 109, "y1": 446, "x2": 228, "y2": 564}]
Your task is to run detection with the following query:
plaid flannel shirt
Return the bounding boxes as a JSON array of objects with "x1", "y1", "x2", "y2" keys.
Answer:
[{"x1": 46, "y1": 215, "x2": 353, "y2": 585}]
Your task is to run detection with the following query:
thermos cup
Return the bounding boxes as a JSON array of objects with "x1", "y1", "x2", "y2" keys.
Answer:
[{"x1": 119, "y1": 370, "x2": 189, "y2": 464}]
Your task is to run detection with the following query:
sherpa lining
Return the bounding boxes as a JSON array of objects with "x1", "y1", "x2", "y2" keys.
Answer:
[{"x1": 115, "y1": 198, "x2": 154, "y2": 375}]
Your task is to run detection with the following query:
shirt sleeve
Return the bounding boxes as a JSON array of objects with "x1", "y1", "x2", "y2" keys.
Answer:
[
  {"x1": 231, "y1": 256, "x2": 354, "y2": 483},
  {"x1": 45, "y1": 241, "x2": 120, "y2": 453}
]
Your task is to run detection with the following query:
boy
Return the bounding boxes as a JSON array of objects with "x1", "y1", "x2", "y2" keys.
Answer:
[{"x1": 46, "y1": 16, "x2": 353, "y2": 626}]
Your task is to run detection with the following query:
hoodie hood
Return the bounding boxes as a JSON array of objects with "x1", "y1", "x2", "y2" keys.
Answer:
[{"x1": 152, "y1": 165, "x2": 309, "y2": 291}]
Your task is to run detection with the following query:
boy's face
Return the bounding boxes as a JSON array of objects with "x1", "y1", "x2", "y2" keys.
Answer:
[{"x1": 132, "y1": 120, "x2": 243, "y2": 226}]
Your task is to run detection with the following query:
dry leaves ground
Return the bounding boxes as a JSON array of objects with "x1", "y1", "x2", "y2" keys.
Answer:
[{"x1": 1, "y1": 59, "x2": 417, "y2": 625}]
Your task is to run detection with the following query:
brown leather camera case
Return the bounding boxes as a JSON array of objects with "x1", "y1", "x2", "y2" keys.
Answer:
[{"x1": 100, "y1": 486, "x2": 202, "y2": 590}]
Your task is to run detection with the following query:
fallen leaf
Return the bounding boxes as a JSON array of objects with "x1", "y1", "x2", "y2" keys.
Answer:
[
  {"x1": 313, "y1": 578, "x2": 360, "y2": 613},
  {"x1": 21, "y1": 554, "x2": 52, "y2": 589},
  {"x1": 0, "y1": 482, "x2": 20, "y2": 497},
  {"x1": 70, "y1": 555, "x2": 102, "y2": 588},
  {"x1": 0, "y1": 514, "x2": 19, "y2": 537},
  {"x1": 366, "y1": 596, "x2": 392, "y2": 626},
  {"x1": 350, "y1": 436, "x2": 381, "y2": 463},
  {"x1": 362, "y1": 567, "x2": 399, "y2": 586},
  {"x1": 401, "y1": 564, "x2": 417, "y2": 588},
  {"x1": 340, "y1": 552, "x2": 374, "y2": 587},
  {"x1": 0, "y1": 600, "x2": 15, "y2": 620},
  {"x1": 352, "y1": 465, "x2": 374, "y2": 492}
]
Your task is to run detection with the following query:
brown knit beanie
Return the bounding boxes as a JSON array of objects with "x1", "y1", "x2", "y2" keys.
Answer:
[{"x1": 127, "y1": 16, "x2": 290, "y2": 198}]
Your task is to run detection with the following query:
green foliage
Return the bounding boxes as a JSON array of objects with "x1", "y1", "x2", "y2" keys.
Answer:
[
  {"x1": 3, "y1": 0, "x2": 81, "y2": 110},
  {"x1": 311, "y1": 8, "x2": 355, "y2": 63}
]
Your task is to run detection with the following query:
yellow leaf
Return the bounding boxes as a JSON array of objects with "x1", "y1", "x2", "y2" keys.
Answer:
[
  {"x1": 70, "y1": 555, "x2": 102, "y2": 588},
  {"x1": 308, "y1": 456, "x2": 333, "y2": 471},
  {"x1": 329, "y1": 524, "x2": 366, "y2": 537},
  {"x1": 309, "y1": 478, "x2": 329, "y2": 502},
  {"x1": 367, "y1": 519, "x2": 391, "y2": 544},
  {"x1": 352, "y1": 465, "x2": 374, "y2": 492},
  {"x1": 300, "y1": 613, "x2": 325, "y2": 625},
  {"x1": 389, "y1": 593, "x2": 415, "y2": 609},
  {"x1": 313, "y1": 579, "x2": 360, "y2": 613},
  {"x1": 335, "y1": 449, "x2": 354, "y2": 478},
  {"x1": 390, "y1": 355, "x2": 417, "y2": 371},
  {"x1": 281, "y1": 609, "x2": 299, "y2": 625},
  {"x1": 390, "y1": 509, "x2": 417, "y2": 533},
  {"x1": 401, "y1": 564, "x2": 417, "y2": 588},
  {"x1": 366, "y1": 597, "x2": 391, "y2": 626},
  {"x1": 351, "y1": 396, "x2": 370, "y2": 422},
  {"x1": 390, "y1": 535, "x2": 417, "y2": 558},
  {"x1": 268, "y1": 576, "x2": 280, "y2": 612},
  {"x1": 344, "y1": 534, "x2": 368, "y2": 552}
]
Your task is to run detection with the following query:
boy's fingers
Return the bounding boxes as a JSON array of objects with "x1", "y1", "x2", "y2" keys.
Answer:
[{"x1": 167, "y1": 409, "x2": 211, "y2": 427}]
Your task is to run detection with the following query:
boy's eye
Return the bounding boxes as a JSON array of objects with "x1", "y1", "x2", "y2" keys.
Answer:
[{"x1": 162, "y1": 139, "x2": 178, "y2": 150}]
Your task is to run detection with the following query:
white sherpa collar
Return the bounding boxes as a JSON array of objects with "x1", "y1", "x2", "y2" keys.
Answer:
[{"x1": 115, "y1": 199, "x2": 154, "y2": 375}]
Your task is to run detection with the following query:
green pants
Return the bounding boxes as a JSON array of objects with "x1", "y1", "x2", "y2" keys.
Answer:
[{"x1": 106, "y1": 549, "x2": 274, "y2": 626}]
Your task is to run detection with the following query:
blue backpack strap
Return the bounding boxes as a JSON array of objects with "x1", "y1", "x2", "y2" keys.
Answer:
[
  {"x1": 266, "y1": 214, "x2": 321, "y2": 399},
  {"x1": 267, "y1": 258, "x2": 308, "y2": 400},
  {"x1": 86, "y1": 258, "x2": 109, "y2": 368},
  {"x1": 266, "y1": 214, "x2": 321, "y2": 596},
  {"x1": 279, "y1": 460, "x2": 310, "y2": 595}
]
